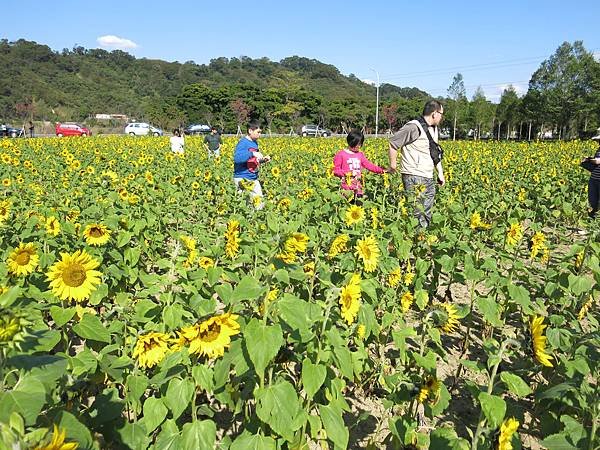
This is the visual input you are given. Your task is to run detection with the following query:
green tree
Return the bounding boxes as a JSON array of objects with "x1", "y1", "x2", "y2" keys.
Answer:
[
  {"x1": 447, "y1": 73, "x2": 467, "y2": 140},
  {"x1": 496, "y1": 86, "x2": 520, "y2": 139}
]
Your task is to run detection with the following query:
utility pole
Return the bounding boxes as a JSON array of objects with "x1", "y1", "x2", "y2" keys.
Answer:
[{"x1": 370, "y1": 68, "x2": 380, "y2": 137}]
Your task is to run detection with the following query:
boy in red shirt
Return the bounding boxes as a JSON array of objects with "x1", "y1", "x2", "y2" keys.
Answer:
[{"x1": 333, "y1": 130, "x2": 386, "y2": 202}]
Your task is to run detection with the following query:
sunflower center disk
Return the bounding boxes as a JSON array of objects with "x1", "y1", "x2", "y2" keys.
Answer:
[
  {"x1": 89, "y1": 227, "x2": 104, "y2": 237},
  {"x1": 63, "y1": 264, "x2": 87, "y2": 287},
  {"x1": 200, "y1": 324, "x2": 221, "y2": 342},
  {"x1": 15, "y1": 251, "x2": 31, "y2": 265}
]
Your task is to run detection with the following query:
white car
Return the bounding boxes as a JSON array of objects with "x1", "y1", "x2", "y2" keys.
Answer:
[{"x1": 125, "y1": 122, "x2": 163, "y2": 136}]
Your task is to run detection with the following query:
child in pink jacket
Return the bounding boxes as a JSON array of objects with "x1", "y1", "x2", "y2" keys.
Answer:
[{"x1": 333, "y1": 130, "x2": 386, "y2": 201}]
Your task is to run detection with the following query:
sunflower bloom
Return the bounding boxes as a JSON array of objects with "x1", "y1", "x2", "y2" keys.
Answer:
[
  {"x1": 339, "y1": 274, "x2": 361, "y2": 325},
  {"x1": 83, "y1": 223, "x2": 111, "y2": 246},
  {"x1": 45, "y1": 216, "x2": 61, "y2": 236},
  {"x1": 401, "y1": 291, "x2": 414, "y2": 313},
  {"x1": 417, "y1": 376, "x2": 440, "y2": 404},
  {"x1": 578, "y1": 296, "x2": 594, "y2": 320},
  {"x1": 225, "y1": 220, "x2": 240, "y2": 259},
  {"x1": 7, "y1": 242, "x2": 39, "y2": 276},
  {"x1": 35, "y1": 424, "x2": 78, "y2": 450},
  {"x1": 198, "y1": 256, "x2": 215, "y2": 270},
  {"x1": 470, "y1": 211, "x2": 491, "y2": 230},
  {"x1": 186, "y1": 313, "x2": 240, "y2": 359},
  {"x1": 345, "y1": 205, "x2": 365, "y2": 226},
  {"x1": 530, "y1": 315, "x2": 553, "y2": 367},
  {"x1": 355, "y1": 235, "x2": 380, "y2": 273},
  {"x1": 328, "y1": 234, "x2": 349, "y2": 259},
  {"x1": 356, "y1": 324, "x2": 366, "y2": 340},
  {"x1": 506, "y1": 222, "x2": 523, "y2": 247},
  {"x1": 284, "y1": 233, "x2": 309, "y2": 254},
  {"x1": 497, "y1": 417, "x2": 519, "y2": 450},
  {"x1": 387, "y1": 268, "x2": 402, "y2": 287},
  {"x1": 529, "y1": 231, "x2": 545, "y2": 260},
  {"x1": 0, "y1": 199, "x2": 11, "y2": 222},
  {"x1": 133, "y1": 331, "x2": 171, "y2": 369},
  {"x1": 46, "y1": 250, "x2": 102, "y2": 302},
  {"x1": 438, "y1": 303, "x2": 460, "y2": 333},
  {"x1": 403, "y1": 260, "x2": 415, "y2": 286}
]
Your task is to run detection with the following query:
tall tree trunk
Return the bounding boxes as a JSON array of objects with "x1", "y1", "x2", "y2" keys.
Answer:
[
  {"x1": 528, "y1": 121, "x2": 532, "y2": 141},
  {"x1": 497, "y1": 122, "x2": 501, "y2": 141},
  {"x1": 453, "y1": 113, "x2": 457, "y2": 141}
]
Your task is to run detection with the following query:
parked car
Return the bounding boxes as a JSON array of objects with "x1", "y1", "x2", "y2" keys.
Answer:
[
  {"x1": 55, "y1": 122, "x2": 91, "y2": 137},
  {"x1": 125, "y1": 122, "x2": 163, "y2": 136},
  {"x1": 184, "y1": 124, "x2": 211, "y2": 135},
  {"x1": 300, "y1": 124, "x2": 331, "y2": 137},
  {"x1": 0, "y1": 124, "x2": 24, "y2": 138}
]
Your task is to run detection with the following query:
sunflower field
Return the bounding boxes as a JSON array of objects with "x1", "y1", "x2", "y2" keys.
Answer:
[{"x1": 0, "y1": 136, "x2": 599, "y2": 450}]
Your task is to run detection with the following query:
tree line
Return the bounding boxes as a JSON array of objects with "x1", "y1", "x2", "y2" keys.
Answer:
[{"x1": 1, "y1": 39, "x2": 598, "y2": 138}]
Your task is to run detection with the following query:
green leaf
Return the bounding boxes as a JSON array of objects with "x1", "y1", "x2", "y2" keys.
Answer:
[
  {"x1": 118, "y1": 421, "x2": 150, "y2": 450},
  {"x1": 207, "y1": 267, "x2": 223, "y2": 286},
  {"x1": 243, "y1": 319, "x2": 283, "y2": 379},
  {"x1": 49, "y1": 306, "x2": 76, "y2": 327},
  {"x1": 319, "y1": 404, "x2": 349, "y2": 449},
  {"x1": 127, "y1": 373, "x2": 149, "y2": 404},
  {"x1": 507, "y1": 283, "x2": 532, "y2": 313},
  {"x1": 539, "y1": 433, "x2": 579, "y2": 450},
  {"x1": 333, "y1": 345, "x2": 354, "y2": 380},
  {"x1": 255, "y1": 380, "x2": 305, "y2": 441},
  {"x1": 477, "y1": 297, "x2": 503, "y2": 327},
  {"x1": 142, "y1": 397, "x2": 168, "y2": 433},
  {"x1": 301, "y1": 359, "x2": 327, "y2": 399},
  {"x1": 230, "y1": 431, "x2": 277, "y2": 450},
  {"x1": 71, "y1": 348, "x2": 98, "y2": 377},
  {"x1": 274, "y1": 269, "x2": 290, "y2": 284},
  {"x1": 55, "y1": 411, "x2": 94, "y2": 449},
  {"x1": 72, "y1": 314, "x2": 111, "y2": 343},
  {"x1": 181, "y1": 420, "x2": 216, "y2": 449},
  {"x1": 415, "y1": 289, "x2": 429, "y2": 310},
  {"x1": 192, "y1": 365, "x2": 214, "y2": 392},
  {"x1": 500, "y1": 372, "x2": 532, "y2": 397},
  {"x1": 412, "y1": 350, "x2": 437, "y2": 371},
  {"x1": 0, "y1": 376, "x2": 46, "y2": 426},
  {"x1": 424, "y1": 382, "x2": 451, "y2": 417},
  {"x1": 231, "y1": 276, "x2": 264, "y2": 304},
  {"x1": 478, "y1": 392, "x2": 506, "y2": 428},
  {"x1": 567, "y1": 274, "x2": 593, "y2": 296},
  {"x1": 164, "y1": 378, "x2": 195, "y2": 420}
]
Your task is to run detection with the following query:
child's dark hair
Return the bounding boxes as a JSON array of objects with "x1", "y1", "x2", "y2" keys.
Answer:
[
  {"x1": 248, "y1": 120, "x2": 261, "y2": 131},
  {"x1": 347, "y1": 129, "x2": 364, "y2": 148},
  {"x1": 173, "y1": 129, "x2": 180, "y2": 136}
]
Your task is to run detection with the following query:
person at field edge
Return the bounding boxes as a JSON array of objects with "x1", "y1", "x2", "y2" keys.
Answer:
[
  {"x1": 582, "y1": 132, "x2": 600, "y2": 219},
  {"x1": 388, "y1": 100, "x2": 446, "y2": 228},
  {"x1": 204, "y1": 125, "x2": 222, "y2": 157},
  {"x1": 233, "y1": 120, "x2": 270, "y2": 210},
  {"x1": 28, "y1": 121, "x2": 34, "y2": 138},
  {"x1": 333, "y1": 129, "x2": 386, "y2": 204},
  {"x1": 170, "y1": 128, "x2": 185, "y2": 154}
]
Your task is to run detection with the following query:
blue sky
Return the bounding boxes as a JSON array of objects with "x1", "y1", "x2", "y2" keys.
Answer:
[{"x1": 4, "y1": 0, "x2": 600, "y2": 102}]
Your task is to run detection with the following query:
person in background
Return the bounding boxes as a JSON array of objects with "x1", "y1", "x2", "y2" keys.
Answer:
[
  {"x1": 204, "y1": 126, "x2": 222, "y2": 157},
  {"x1": 388, "y1": 99, "x2": 446, "y2": 228},
  {"x1": 581, "y1": 133, "x2": 600, "y2": 219},
  {"x1": 333, "y1": 129, "x2": 386, "y2": 203},
  {"x1": 28, "y1": 121, "x2": 34, "y2": 138},
  {"x1": 233, "y1": 120, "x2": 270, "y2": 209},
  {"x1": 170, "y1": 128, "x2": 184, "y2": 154}
]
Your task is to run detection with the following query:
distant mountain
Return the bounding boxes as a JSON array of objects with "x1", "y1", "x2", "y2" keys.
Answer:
[{"x1": 0, "y1": 39, "x2": 431, "y2": 131}]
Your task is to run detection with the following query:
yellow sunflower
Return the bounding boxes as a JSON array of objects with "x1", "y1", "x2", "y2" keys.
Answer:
[
  {"x1": 284, "y1": 233, "x2": 309, "y2": 254},
  {"x1": 387, "y1": 267, "x2": 402, "y2": 288},
  {"x1": 35, "y1": 424, "x2": 78, "y2": 450},
  {"x1": 7, "y1": 242, "x2": 39, "y2": 276},
  {"x1": 354, "y1": 235, "x2": 380, "y2": 273},
  {"x1": 328, "y1": 234, "x2": 349, "y2": 259},
  {"x1": 46, "y1": 250, "x2": 102, "y2": 302},
  {"x1": 0, "y1": 199, "x2": 11, "y2": 222},
  {"x1": 345, "y1": 205, "x2": 365, "y2": 226},
  {"x1": 133, "y1": 331, "x2": 171, "y2": 369},
  {"x1": 530, "y1": 315, "x2": 553, "y2": 367},
  {"x1": 225, "y1": 220, "x2": 240, "y2": 259},
  {"x1": 417, "y1": 376, "x2": 440, "y2": 403},
  {"x1": 401, "y1": 291, "x2": 414, "y2": 313},
  {"x1": 45, "y1": 216, "x2": 61, "y2": 236},
  {"x1": 198, "y1": 256, "x2": 215, "y2": 270},
  {"x1": 437, "y1": 303, "x2": 460, "y2": 333},
  {"x1": 496, "y1": 417, "x2": 519, "y2": 450},
  {"x1": 185, "y1": 313, "x2": 240, "y2": 359},
  {"x1": 340, "y1": 274, "x2": 361, "y2": 325},
  {"x1": 83, "y1": 223, "x2": 111, "y2": 246},
  {"x1": 506, "y1": 222, "x2": 523, "y2": 247},
  {"x1": 470, "y1": 211, "x2": 491, "y2": 230}
]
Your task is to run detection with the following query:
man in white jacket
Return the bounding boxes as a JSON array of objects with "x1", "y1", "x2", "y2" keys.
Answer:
[{"x1": 388, "y1": 100, "x2": 446, "y2": 228}]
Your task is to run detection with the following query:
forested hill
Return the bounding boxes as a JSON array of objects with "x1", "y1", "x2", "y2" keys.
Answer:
[{"x1": 0, "y1": 39, "x2": 429, "y2": 131}]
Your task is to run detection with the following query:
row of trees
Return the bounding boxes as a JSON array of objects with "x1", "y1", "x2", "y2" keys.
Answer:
[{"x1": 1, "y1": 39, "x2": 599, "y2": 137}]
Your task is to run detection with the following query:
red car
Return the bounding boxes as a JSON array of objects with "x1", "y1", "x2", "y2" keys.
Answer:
[{"x1": 55, "y1": 122, "x2": 91, "y2": 137}]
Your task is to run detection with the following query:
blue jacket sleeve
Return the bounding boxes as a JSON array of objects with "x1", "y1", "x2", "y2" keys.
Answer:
[{"x1": 233, "y1": 141, "x2": 255, "y2": 164}]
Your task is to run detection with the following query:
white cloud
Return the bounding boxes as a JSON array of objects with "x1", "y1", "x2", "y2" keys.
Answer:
[
  {"x1": 361, "y1": 78, "x2": 376, "y2": 86},
  {"x1": 97, "y1": 35, "x2": 138, "y2": 50}
]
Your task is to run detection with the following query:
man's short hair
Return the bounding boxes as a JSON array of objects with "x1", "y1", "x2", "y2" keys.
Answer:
[
  {"x1": 347, "y1": 129, "x2": 364, "y2": 148},
  {"x1": 211, "y1": 125, "x2": 217, "y2": 131},
  {"x1": 423, "y1": 100, "x2": 443, "y2": 116},
  {"x1": 248, "y1": 120, "x2": 261, "y2": 131}
]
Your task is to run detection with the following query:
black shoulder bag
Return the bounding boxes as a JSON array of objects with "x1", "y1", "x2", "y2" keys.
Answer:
[{"x1": 416, "y1": 116, "x2": 443, "y2": 166}]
